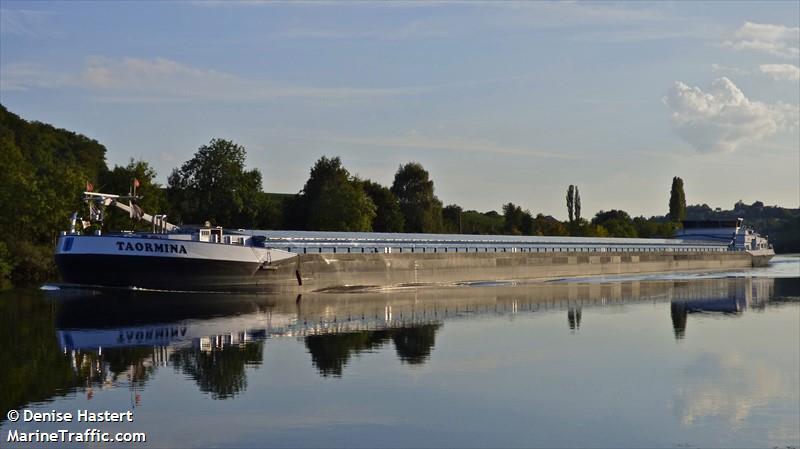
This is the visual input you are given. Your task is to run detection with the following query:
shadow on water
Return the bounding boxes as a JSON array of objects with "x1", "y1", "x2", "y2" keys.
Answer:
[{"x1": 1, "y1": 276, "x2": 798, "y2": 419}]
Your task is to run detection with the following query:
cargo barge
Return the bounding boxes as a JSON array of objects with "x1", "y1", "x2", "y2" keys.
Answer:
[{"x1": 54, "y1": 191, "x2": 774, "y2": 293}]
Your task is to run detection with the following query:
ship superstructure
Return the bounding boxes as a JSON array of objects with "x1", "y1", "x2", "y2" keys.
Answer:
[{"x1": 676, "y1": 219, "x2": 774, "y2": 261}]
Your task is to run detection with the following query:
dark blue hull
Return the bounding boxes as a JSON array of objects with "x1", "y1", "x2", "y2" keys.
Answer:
[{"x1": 55, "y1": 254, "x2": 270, "y2": 292}]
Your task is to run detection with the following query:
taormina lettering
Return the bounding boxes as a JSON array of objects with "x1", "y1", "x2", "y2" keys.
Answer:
[{"x1": 115, "y1": 241, "x2": 188, "y2": 254}]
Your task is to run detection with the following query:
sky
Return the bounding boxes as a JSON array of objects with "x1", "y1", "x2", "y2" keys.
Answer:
[{"x1": 1, "y1": 1, "x2": 798, "y2": 220}]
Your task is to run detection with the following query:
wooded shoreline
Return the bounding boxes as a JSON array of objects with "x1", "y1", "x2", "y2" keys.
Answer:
[{"x1": 2, "y1": 104, "x2": 798, "y2": 288}]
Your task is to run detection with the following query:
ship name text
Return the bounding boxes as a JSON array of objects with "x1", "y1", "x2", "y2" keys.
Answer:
[{"x1": 115, "y1": 241, "x2": 188, "y2": 254}]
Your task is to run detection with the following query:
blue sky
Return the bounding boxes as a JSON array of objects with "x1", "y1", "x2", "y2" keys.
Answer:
[{"x1": 1, "y1": 1, "x2": 798, "y2": 219}]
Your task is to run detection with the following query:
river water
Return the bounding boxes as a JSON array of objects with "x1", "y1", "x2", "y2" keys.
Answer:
[{"x1": 1, "y1": 256, "x2": 798, "y2": 448}]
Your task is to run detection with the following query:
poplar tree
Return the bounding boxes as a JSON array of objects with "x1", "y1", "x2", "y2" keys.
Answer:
[
  {"x1": 669, "y1": 177, "x2": 686, "y2": 222},
  {"x1": 575, "y1": 186, "x2": 582, "y2": 222},
  {"x1": 566, "y1": 185, "x2": 575, "y2": 223}
]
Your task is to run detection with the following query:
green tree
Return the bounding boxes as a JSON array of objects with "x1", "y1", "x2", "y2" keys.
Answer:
[
  {"x1": 566, "y1": 185, "x2": 575, "y2": 223},
  {"x1": 167, "y1": 139, "x2": 262, "y2": 227},
  {"x1": 459, "y1": 210, "x2": 504, "y2": 234},
  {"x1": 669, "y1": 176, "x2": 686, "y2": 223},
  {"x1": 520, "y1": 210, "x2": 535, "y2": 235},
  {"x1": 442, "y1": 204, "x2": 463, "y2": 233},
  {"x1": 503, "y1": 202, "x2": 530, "y2": 235},
  {"x1": 253, "y1": 192, "x2": 288, "y2": 230},
  {"x1": 575, "y1": 186, "x2": 581, "y2": 221},
  {"x1": 297, "y1": 157, "x2": 375, "y2": 231},
  {"x1": 633, "y1": 216, "x2": 678, "y2": 238},
  {"x1": 390, "y1": 162, "x2": 443, "y2": 233},
  {"x1": 360, "y1": 180, "x2": 404, "y2": 232},
  {"x1": 0, "y1": 105, "x2": 107, "y2": 287},
  {"x1": 582, "y1": 222, "x2": 609, "y2": 237},
  {"x1": 592, "y1": 210, "x2": 637, "y2": 238}
]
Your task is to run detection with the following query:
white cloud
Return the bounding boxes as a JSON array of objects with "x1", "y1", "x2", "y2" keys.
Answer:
[
  {"x1": 0, "y1": 57, "x2": 427, "y2": 102},
  {"x1": 723, "y1": 22, "x2": 800, "y2": 59},
  {"x1": 673, "y1": 352, "x2": 793, "y2": 427},
  {"x1": 710, "y1": 63, "x2": 749, "y2": 76},
  {"x1": 759, "y1": 63, "x2": 800, "y2": 81},
  {"x1": 663, "y1": 77, "x2": 798, "y2": 153}
]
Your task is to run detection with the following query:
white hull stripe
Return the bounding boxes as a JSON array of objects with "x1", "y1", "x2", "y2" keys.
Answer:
[{"x1": 56, "y1": 235, "x2": 297, "y2": 264}]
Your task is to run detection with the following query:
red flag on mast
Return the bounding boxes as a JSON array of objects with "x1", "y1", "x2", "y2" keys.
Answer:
[
  {"x1": 133, "y1": 178, "x2": 140, "y2": 188},
  {"x1": 86, "y1": 182, "x2": 94, "y2": 192}
]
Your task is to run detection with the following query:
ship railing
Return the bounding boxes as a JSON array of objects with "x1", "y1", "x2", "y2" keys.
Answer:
[{"x1": 272, "y1": 243, "x2": 728, "y2": 255}]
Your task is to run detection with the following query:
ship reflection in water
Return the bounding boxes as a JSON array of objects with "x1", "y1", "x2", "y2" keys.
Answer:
[
  {"x1": 47, "y1": 277, "x2": 796, "y2": 394},
  {"x1": 1, "y1": 274, "x2": 798, "y2": 448},
  {"x1": 669, "y1": 276, "x2": 793, "y2": 339}
]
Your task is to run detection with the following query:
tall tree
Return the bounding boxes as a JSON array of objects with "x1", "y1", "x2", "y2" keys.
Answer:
[
  {"x1": 360, "y1": 180, "x2": 404, "y2": 232},
  {"x1": 167, "y1": 139, "x2": 262, "y2": 227},
  {"x1": 390, "y1": 162, "x2": 443, "y2": 233},
  {"x1": 297, "y1": 156, "x2": 375, "y2": 231},
  {"x1": 566, "y1": 185, "x2": 575, "y2": 223},
  {"x1": 574, "y1": 186, "x2": 581, "y2": 221},
  {"x1": 669, "y1": 176, "x2": 686, "y2": 223}
]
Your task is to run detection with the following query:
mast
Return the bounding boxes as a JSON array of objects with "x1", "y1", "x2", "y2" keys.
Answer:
[{"x1": 83, "y1": 192, "x2": 180, "y2": 233}]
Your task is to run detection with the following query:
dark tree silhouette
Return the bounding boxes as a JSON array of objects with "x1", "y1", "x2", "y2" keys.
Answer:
[
  {"x1": 566, "y1": 185, "x2": 575, "y2": 223},
  {"x1": 390, "y1": 162, "x2": 443, "y2": 233},
  {"x1": 669, "y1": 177, "x2": 687, "y2": 223}
]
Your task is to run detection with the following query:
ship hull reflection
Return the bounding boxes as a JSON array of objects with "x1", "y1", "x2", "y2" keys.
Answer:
[{"x1": 51, "y1": 277, "x2": 794, "y2": 352}]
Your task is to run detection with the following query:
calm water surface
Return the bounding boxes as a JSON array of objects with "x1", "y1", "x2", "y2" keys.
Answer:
[{"x1": 1, "y1": 256, "x2": 798, "y2": 448}]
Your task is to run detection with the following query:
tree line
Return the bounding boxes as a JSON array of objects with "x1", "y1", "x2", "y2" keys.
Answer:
[
  {"x1": 1, "y1": 105, "x2": 797, "y2": 288},
  {"x1": 160, "y1": 139, "x2": 688, "y2": 241}
]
